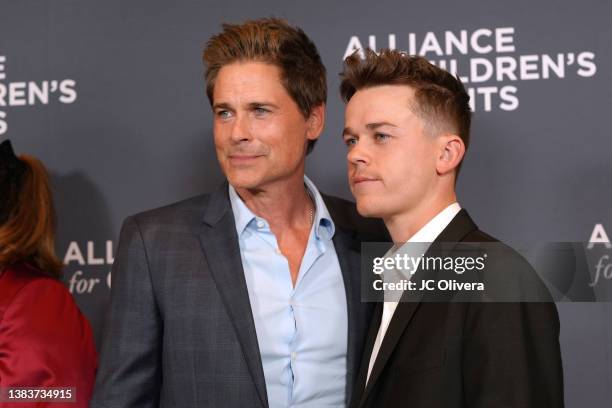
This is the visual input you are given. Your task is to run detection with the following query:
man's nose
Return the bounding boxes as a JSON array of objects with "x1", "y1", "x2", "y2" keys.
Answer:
[
  {"x1": 230, "y1": 114, "x2": 252, "y2": 143},
  {"x1": 347, "y1": 140, "x2": 370, "y2": 166}
]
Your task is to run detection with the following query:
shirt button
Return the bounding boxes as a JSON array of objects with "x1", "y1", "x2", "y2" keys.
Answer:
[
  {"x1": 291, "y1": 352, "x2": 297, "y2": 361},
  {"x1": 275, "y1": 248, "x2": 282, "y2": 255},
  {"x1": 256, "y1": 220, "x2": 265, "y2": 228}
]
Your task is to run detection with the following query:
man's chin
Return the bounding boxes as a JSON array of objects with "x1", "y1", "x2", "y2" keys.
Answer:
[
  {"x1": 226, "y1": 175, "x2": 264, "y2": 191},
  {"x1": 355, "y1": 199, "x2": 386, "y2": 219},
  {"x1": 221, "y1": 165, "x2": 265, "y2": 186}
]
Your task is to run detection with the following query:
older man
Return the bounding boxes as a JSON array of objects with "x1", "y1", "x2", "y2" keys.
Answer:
[{"x1": 91, "y1": 19, "x2": 386, "y2": 408}]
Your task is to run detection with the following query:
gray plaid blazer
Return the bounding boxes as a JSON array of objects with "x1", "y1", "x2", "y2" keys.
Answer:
[{"x1": 90, "y1": 182, "x2": 387, "y2": 408}]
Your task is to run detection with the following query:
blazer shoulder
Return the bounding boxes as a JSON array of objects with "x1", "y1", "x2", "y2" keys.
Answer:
[
  {"x1": 463, "y1": 228, "x2": 499, "y2": 243},
  {"x1": 128, "y1": 194, "x2": 212, "y2": 231},
  {"x1": 321, "y1": 193, "x2": 389, "y2": 242},
  {"x1": 463, "y1": 228, "x2": 529, "y2": 267},
  {"x1": 463, "y1": 227, "x2": 555, "y2": 301}
]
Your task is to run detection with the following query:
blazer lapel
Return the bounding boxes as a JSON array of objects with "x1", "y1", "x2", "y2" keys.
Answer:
[
  {"x1": 198, "y1": 182, "x2": 268, "y2": 408},
  {"x1": 360, "y1": 286, "x2": 424, "y2": 406},
  {"x1": 351, "y1": 301, "x2": 382, "y2": 407},
  {"x1": 331, "y1": 224, "x2": 362, "y2": 406},
  {"x1": 359, "y1": 210, "x2": 478, "y2": 406}
]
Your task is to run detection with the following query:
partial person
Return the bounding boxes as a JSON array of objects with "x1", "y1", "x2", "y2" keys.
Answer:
[
  {"x1": 0, "y1": 140, "x2": 98, "y2": 408},
  {"x1": 91, "y1": 18, "x2": 387, "y2": 408},
  {"x1": 340, "y1": 50, "x2": 564, "y2": 408}
]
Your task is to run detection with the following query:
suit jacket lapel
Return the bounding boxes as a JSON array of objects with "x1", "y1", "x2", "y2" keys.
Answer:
[
  {"x1": 351, "y1": 301, "x2": 382, "y2": 407},
  {"x1": 323, "y1": 194, "x2": 388, "y2": 406},
  {"x1": 198, "y1": 182, "x2": 268, "y2": 408},
  {"x1": 331, "y1": 223, "x2": 362, "y2": 406},
  {"x1": 359, "y1": 210, "x2": 478, "y2": 406},
  {"x1": 360, "y1": 287, "x2": 424, "y2": 406}
]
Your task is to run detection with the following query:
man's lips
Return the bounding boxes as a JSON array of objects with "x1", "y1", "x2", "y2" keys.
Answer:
[
  {"x1": 352, "y1": 175, "x2": 380, "y2": 185},
  {"x1": 228, "y1": 154, "x2": 264, "y2": 162}
]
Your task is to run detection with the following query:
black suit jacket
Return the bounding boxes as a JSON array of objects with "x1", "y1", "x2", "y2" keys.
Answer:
[
  {"x1": 351, "y1": 209, "x2": 564, "y2": 408},
  {"x1": 91, "y1": 182, "x2": 387, "y2": 408}
]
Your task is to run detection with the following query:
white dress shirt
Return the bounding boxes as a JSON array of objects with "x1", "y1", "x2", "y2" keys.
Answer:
[{"x1": 366, "y1": 202, "x2": 462, "y2": 384}]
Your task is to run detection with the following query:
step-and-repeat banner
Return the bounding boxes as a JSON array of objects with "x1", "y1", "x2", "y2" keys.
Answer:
[{"x1": 2, "y1": 1, "x2": 610, "y2": 406}]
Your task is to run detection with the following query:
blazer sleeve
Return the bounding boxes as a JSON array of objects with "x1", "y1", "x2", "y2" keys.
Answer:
[
  {"x1": 462, "y1": 300, "x2": 565, "y2": 408},
  {"x1": 0, "y1": 277, "x2": 97, "y2": 408},
  {"x1": 90, "y1": 216, "x2": 162, "y2": 408}
]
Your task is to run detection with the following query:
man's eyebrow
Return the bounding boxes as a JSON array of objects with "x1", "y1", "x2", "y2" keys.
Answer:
[
  {"x1": 342, "y1": 122, "x2": 398, "y2": 137},
  {"x1": 212, "y1": 102, "x2": 232, "y2": 110},
  {"x1": 366, "y1": 121, "x2": 398, "y2": 130},
  {"x1": 342, "y1": 126, "x2": 356, "y2": 137},
  {"x1": 248, "y1": 101, "x2": 279, "y2": 109}
]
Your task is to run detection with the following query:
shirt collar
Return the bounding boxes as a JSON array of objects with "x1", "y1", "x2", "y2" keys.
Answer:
[
  {"x1": 386, "y1": 202, "x2": 462, "y2": 274},
  {"x1": 304, "y1": 175, "x2": 335, "y2": 241},
  {"x1": 228, "y1": 184, "x2": 257, "y2": 235},
  {"x1": 408, "y1": 202, "x2": 462, "y2": 243},
  {"x1": 228, "y1": 175, "x2": 335, "y2": 241}
]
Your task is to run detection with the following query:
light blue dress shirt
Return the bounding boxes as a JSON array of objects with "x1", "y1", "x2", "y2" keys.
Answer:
[{"x1": 229, "y1": 176, "x2": 348, "y2": 408}]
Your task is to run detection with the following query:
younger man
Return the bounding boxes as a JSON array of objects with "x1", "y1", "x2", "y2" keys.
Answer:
[{"x1": 341, "y1": 49, "x2": 564, "y2": 408}]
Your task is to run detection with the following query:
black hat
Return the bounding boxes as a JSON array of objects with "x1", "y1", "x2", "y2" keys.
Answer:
[{"x1": 0, "y1": 140, "x2": 27, "y2": 225}]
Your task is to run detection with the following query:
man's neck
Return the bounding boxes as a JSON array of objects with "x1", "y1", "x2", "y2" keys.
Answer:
[
  {"x1": 385, "y1": 190, "x2": 457, "y2": 243},
  {"x1": 234, "y1": 174, "x2": 312, "y2": 231}
]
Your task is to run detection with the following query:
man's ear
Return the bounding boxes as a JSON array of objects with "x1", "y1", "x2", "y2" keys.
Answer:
[
  {"x1": 306, "y1": 103, "x2": 325, "y2": 141},
  {"x1": 436, "y1": 134, "x2": 465, "y2": 175}
]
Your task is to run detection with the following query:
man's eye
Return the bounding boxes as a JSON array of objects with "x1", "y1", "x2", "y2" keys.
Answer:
[
  {"x1": 344, "y1": 137, "x2": 357, "y2": 147},
  {"x1": 254, "y1": 107, "x2": 269, "y2": 115},
  {"x1": 375, "y1": 133, "x2": 390, "y2": 142},
  {"x1": 216, "y1": 110, "x2": 232, "y2": 119}
]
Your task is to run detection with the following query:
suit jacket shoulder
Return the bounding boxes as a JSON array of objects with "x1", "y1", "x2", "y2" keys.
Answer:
[
  {"x1": 130, "y1": 194, "x2": 211, "y2": 231},
  {"x1": 321, "y1": 193, "x2": 389, "y2": 243}
]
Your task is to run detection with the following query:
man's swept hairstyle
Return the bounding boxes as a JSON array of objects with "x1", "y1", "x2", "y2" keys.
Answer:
[
  {"x1": 340, "y1": 49, "x2": 472, "y2": 168},
  {"x1": 203, "y1": 18, "x2": 327, "y2": 153}
]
